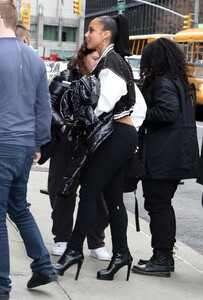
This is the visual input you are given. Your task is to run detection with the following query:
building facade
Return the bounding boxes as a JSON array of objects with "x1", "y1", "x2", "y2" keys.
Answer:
[
  {"x1": 85, "y1": 0, "x2": 203, "y2": 35},
  {"x1": 14, "y1": 0, "x2": 86, "y2": 60},
  {"x1": 12, "y1": 1, "x2": 203, "y2": 60}
]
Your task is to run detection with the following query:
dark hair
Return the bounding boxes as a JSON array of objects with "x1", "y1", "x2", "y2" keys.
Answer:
[
  {"x1": 97, "y1": 14, "x2": 131, "y2": 57},
  {"x1": 68, "y1": 42, "x2": 96, "y2": 74},
  {"x1": 140, "y1": 38, "x2": 190, "y2": 94},
  {"x1": 15, "y1": 24, "x2": 30, "y2": 39}
]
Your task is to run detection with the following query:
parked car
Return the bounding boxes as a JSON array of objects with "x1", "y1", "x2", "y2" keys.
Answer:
[
  {"x1": 44, "y1": 61, "x2": 60, "y2": 82},
  {"x1": 44, "y1": 61, "x2": 69, "y2": 83},
  {"x1": 125, "y1": 55, "x2": 141, "y2": 82}
]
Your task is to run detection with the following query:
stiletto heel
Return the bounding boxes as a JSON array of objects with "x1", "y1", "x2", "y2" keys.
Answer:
[
  {"x1": 75, "y1": 260, "x2": 83, "y2": 280},
  {"x1": 97, "y1": 251, "x2": 133, "y2": 281},
  {"x1": 126, "y1": 260, "x2": 132, "y2": 281},
  {"x1": 53, "y1": 245, "x2": 84, "y2": 280}
]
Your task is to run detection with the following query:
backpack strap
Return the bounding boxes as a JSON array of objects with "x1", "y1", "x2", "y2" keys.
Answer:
[{"x1": 134, "y1": 190, "x2": 140, "y2": 232}]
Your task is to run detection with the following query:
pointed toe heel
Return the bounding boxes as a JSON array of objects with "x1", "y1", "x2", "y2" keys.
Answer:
[{"x1": 97, "y1": 251, "x2": 133, "y2": 281}]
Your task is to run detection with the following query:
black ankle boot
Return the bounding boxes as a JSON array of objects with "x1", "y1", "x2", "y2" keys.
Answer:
[
  {"x1": 53, "y1": 245, "x2": 84, "y2": 280},
  {"x1": 132, "y1": 250, "x2": 171, "y2": 277},
  {"x1": 97, "y1": 251, "x2": 133, "y2": 281},
  {"x1": 138, "y1": 250, "x2": 175, "y2": 272}
]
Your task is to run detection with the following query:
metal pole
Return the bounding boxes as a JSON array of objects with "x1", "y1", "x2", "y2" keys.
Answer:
[
  {"x1": 193, "y1": 0, "x2": 199, "y2": 28},
  {"x1": 58, "y1": 0, "x2": 62, "y2": 43},
  {"x1": 133, "y1": 0, "x2": 184, "y2": 18},
  {"x1": 16, "y1": 0, "x2": 21, "y2": 23}
]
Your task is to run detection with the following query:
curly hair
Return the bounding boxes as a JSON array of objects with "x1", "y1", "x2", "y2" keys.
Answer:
[
  {"x1": 68, "y1": 42, "x2": 96, "y2": 75},
  {"x1": 140, "y1": 38, "x2": 191, "y2": 97}
]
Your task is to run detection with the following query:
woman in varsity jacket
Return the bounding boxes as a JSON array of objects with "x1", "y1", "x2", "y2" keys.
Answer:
[{"x1": 54, "y1": 14, "x2": 138, "y2": 282}]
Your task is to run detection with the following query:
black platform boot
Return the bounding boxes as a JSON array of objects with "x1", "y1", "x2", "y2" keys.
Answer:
[
  {"x1": 131, "y1": 250, "x2": 171, "y2": 277},
  {"x1": 138, "y1": 249, "x2": 175, "y2": 272},
  {"x1": 97, "y1": 251, "x2": 133, "y2": 281},
  {"x1": 53, "y1": 244, "x2": 84, "y2": 280}
]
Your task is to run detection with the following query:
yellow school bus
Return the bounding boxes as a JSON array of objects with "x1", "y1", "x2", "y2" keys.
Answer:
[
  {"x1": 129, "y1": 34, "x2": 174, "y2": 55},
  {"x1": 173, "y1": 28, "x2": 203, "y2": 108}
]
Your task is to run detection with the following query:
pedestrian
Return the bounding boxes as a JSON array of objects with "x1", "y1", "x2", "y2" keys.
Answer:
[
  {"x1": 131, "y1": 38, "x2": 199, "y2": 277},
  {"x1": 15, "y1": 24, "x2": 30, "y2": 46},
  {"x1": 54, "y1": 13, "x2": 138, "y2": 281},
  {"x1": 15, "y1": 24, "x2": 32, "y2": 208},
  {"x1": 0, "y1": 2, "x2": 57, "y2": 299},
  {"x1": 46, "y1": 42, "x2": 110, "y2": 261}
]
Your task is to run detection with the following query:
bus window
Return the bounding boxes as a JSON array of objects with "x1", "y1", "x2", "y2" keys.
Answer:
[
  {"x1": 174, "y1": 28, "x2": 203, "y2": 108},
  {"x1": 129, "y1": 34, "x2": 174, "y2": 56},
  {"x1": 198, "y1": 44, "x2": 203, "y2": 62}
]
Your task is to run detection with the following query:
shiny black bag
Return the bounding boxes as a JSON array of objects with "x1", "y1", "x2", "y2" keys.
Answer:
[{"x1": 60, "y1": 74, "x2": 100, "y2": 126}]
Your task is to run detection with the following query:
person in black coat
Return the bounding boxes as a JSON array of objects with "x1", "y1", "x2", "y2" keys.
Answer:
[{"x1": 131, "y1": 38, "x2": 199, "y2": 277}]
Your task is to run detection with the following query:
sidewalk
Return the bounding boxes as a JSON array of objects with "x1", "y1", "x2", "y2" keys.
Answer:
[{"x1": 7, "y1": 166, "x2": 203, "y2": 300}]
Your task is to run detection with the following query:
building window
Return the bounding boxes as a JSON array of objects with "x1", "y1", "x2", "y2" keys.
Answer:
[
  {"x1": 30, "y1": 24, "x2": 37, "y2": 40},
  {"x1": 43, "y1": 25, "x2": 58, "y2": 41},
  {"x1": 62, "y1": 27, "x2": 76, "y2": 42}
]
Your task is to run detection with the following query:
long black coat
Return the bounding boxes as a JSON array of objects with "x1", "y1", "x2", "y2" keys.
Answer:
[{"x1": 139, "y1": 75, "x2": 199, "y2": 180}]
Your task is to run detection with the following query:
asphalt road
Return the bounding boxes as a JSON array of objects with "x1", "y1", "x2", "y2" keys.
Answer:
[{"x1": 124, "y1": 117, "x2": 203, "y2": 256}]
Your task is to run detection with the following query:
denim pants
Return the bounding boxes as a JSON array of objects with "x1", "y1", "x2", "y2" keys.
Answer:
[{"x1": 0, "y1": 144, "x2": 54, "y2": 292}]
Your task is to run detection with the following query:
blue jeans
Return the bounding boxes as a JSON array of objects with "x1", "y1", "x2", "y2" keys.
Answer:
[{"x1": 0, "y1": 144, "x2": 54, "y2": 292}]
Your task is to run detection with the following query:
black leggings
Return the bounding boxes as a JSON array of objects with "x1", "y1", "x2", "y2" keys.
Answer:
[{"x1": 69, "y1": 122, "x2": 138, "y2": 253}]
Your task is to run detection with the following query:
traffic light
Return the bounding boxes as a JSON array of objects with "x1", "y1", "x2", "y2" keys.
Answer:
[
  {"x1": 183, "y1": 14, "x2": 192, "y2": 30},
  {"x1": 73, "y1": 0, "x2": 81, "y2": 15}
]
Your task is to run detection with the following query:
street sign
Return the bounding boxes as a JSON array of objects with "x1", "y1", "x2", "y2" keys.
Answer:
[{"x1": 118, "y1": 2, "x2": 126, "y2": 11}]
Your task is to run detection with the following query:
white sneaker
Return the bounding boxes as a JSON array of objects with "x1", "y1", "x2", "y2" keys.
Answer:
[
  {"x1": 90, "y1": 247, "x2": 111, "y2": 261},
  {"x1": 51, "y1": 242, "x2": 67, "y2": 256}
]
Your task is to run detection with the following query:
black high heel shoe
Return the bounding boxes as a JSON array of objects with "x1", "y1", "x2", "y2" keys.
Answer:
[
  {"x1": 53, "y1": 245, "x2": 84, "y2": 280},
  {"x1": 97, "y1": 251, "x2": 133, "y2": 281}
]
